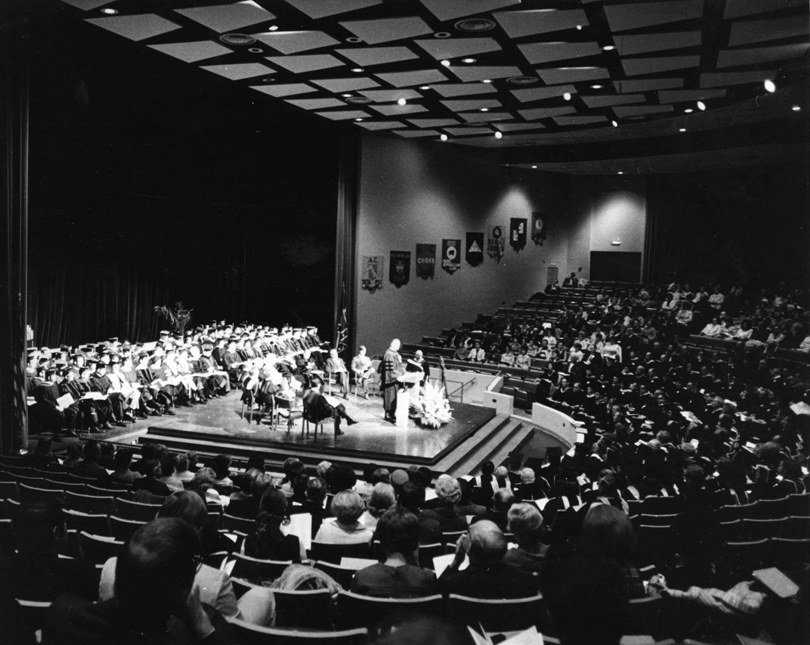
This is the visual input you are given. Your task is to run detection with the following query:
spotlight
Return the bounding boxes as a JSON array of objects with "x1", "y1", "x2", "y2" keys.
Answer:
[
  {"x1": 440, "y1": 134, "x2": 448, "y2": 141},
  {"x1": 101, "y1": 7, "x2": 118, "y2": 14},
  {"x1": 495, "y1": 131, "x2": 503, "y2": 139},
  {"x1": 482, "y1": 79, "x2": 492, "y2": 84},
  {"x1": 679, "y1": 128, "x2": 686, "y2": 132},
  {"x1": 792, "y1": 105, "x2": 801, "y2": 111},
  {"x1": 441, "y1": 60, "x2": 451, "y2": 67},
  {"x1": 351, "y1": 68, "x2": 364, "y2": 73},
  {"x1": 684, "y1": 108, "x2": 693, "y2": 113},
  {"x1": 576, "y1": 25, "x2": 582, "y2": 30},
  {"x1": 563, "y1": 92, "x2": 572, "y2": 101},
  {"x1": 531, "y1": 165, "x2": 538, "y2": 169},
  {"x1": 591, "y1": 84, "x2": 603, "y2": 89},
  {"x1": 462, "y1": 58, "x2": 476, "y2": 64},
  {"x1": 602, "y1": 45, "x2": 615, "y2": 51},
  {"x1": 355, "y1": 118, "x2": 363, "y2": 122},
  {"x1": 480, "y1": 108, "x2": 489, "y2": 112},
  {"x1": 618, "y1": 171, "x2": 624, "y2": 175},
  {"x1": 268, "y1": 25, "x2": 279, "y2": 31},
  {"x1": 764, "y1": 79, "x2": 776, "y2": 93},
  {"x1": 420, "y1": 86, "x2": 430, "y2": 90},
  {"x1": 342, "y1": 94, "x2": 353, "y2": 98},
  {"x1": 397, "y1": 98, "x2": 407, "y2": 106},
  {"x1": 697, "y1": 101, "x2": 706, "y2": 111},
  {"x1": 611, "y1": 120, "x2": 618, "y2": 128}
]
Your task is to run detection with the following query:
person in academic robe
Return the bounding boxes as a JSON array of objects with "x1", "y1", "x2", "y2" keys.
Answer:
[
  {"x1": 379, "y1": 338, "x2": 403, "y2": 424},
  {"x1": 90, "y1": 362, "x2": 131, "y2": 426},
  {"x1": 33, "y1": 368, "x2": 73, "y2": 439},
  {"x1": 70, "y1": 365, "x2": 114, "y2": 431},
  {"x1": 406, "y1": 349, "x2": 429, "y2": 388}
]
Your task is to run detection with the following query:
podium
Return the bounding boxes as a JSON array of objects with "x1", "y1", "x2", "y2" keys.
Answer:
[{"x1": 395, "y1": 373, "x2": 422, "y2": 427}]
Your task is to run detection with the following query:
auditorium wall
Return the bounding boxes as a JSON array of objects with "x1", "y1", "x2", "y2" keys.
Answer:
[
  {"x1": 566, "y1": 175, "x2": 647, "y2": 282},
  {"x1": 354, "y1": 135, "x2": 571, "y2": 356}
]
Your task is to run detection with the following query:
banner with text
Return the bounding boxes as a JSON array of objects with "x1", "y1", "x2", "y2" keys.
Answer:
[
  {"x1": 415, "y1": 243, "x2": 436, "y2": 280},
  {"x1": 441, "y1": 239, "x2": 461, "y2": 275},
  {"x1": 389, "y1": 250, "x2": 411, "y2": 288},
  {"x1": 361, "y1": 255, "x2": 384, "y2": 293}
]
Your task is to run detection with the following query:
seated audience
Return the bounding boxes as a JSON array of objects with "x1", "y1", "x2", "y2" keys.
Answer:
[
  {"x1": 314, "y1": 490, "x2": 374, "y2": 545},
  {"x1": 359, "y1": 482, "x2": 396, "y2": 531},
  {"x1": 244, "y1": 489, "x2": 304, "y2": 563},
  {"x1": 502, "y1": 503, "x2": 547, "y2": 577},
  {"x1": 421, "y1": 476, "x2": 468, "y2": 533}
]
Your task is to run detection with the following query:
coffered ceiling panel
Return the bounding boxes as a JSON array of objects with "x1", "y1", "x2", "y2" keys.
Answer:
[{"x1": 68, "y1": 0, "x2": 808, "y2": 152}]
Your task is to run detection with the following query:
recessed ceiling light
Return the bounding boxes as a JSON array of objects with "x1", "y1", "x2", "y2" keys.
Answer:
[
  {"x1": 684, "y1": 108, "x2": 693, "y2": 113},
  {"x1": 618, "y1": 171, "x2": 624, "y2": 175},
  {"x1": 482, "y1": 79, "x2": 492, "y2": 84},
  {"x1": 462, "y1": 58, "x2": 476, "y2": 64},
  {"x1": 495, "y1": 131, "x2": 503, "y2": 139},
  {"x1": 792, "y1": 105, "x2": 801, "y2": 111},
  {"x1": 248, "y1": 47, "x2": 262, "y2": 53},
  {"x1": 101, "y1": 7, "x2": 118, "y2": 14},
  {"x1": 435, "y1": 32, "x2": 451, "y2": 39},
  {"x1": 576, "y1": 25, "x2": 582, "y2": 30},
  {"x1": 531, "y1": 165, "x2": 538, "y2": 169},
  {"x1": 345, "y1": 36, "x2": 361, "y2": 43},
  {"x1": 342, "y1": 93, "x2": 352, "y2": 98},
  {"x1": 563, "y1": 92, "x2": 572, "y2": 101},
  {"x1": 611, "y1": 120, "x2": 618, "y2": 128},
  {"x1": 591, "y1": 84, "x2": 603, "y2": 89},
  {"x1": 679, "y1": 128, "x2": 686, "y2": 132},
  {"x1": 455, "y1": 18, "x2": 496, "y2": 33},
  {"x1": 697, "y1": 101, "x2": 706, "y2": 111},
  {"x1": 397, "y1": 98, "x2": 407, "y2": 106},
  {"x1": 355, "y1": 118, "x2": 363, "y2": 122},
  {"x1": 764, "y1": 79, "x2": 776, "y2": 93},
  {"x1": 480, "y1": 108, "x2": 489, "y2": 112},
  {"x1": 440, "y1": 134, "x2": 448, "y2": 141},
  {"x1": 268, "y1": 25, "x2": 279, "y2": 32},
  {"x1": 262, "y1": 77, "x2": 275, "y2": 83},
  {"x1": 441, "y1": 60, "x2": 451, "y2": 67},
  {"x1": 419, "y1": 86, "x2": 430, "y2": 90},
  {"x1": 602, "y1": 45, "x2": 615, "y2": 51}
]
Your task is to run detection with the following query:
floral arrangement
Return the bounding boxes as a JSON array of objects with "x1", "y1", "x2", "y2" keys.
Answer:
[
  {"x1": 154, "y1": 302, "x2": 193, "y2": 335},
  {"x1": 410, "y1": 381, "x2": 453, "y2": 429}
]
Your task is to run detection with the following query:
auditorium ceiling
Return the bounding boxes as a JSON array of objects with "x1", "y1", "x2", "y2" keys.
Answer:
[{"x1": 55, "y1": 0, "x2": 809, "y2": 173}]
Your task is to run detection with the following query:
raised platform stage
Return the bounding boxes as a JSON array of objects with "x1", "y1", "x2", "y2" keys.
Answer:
[{"x1": 135, "y1": 392, "x2": 540, "y2": 476}]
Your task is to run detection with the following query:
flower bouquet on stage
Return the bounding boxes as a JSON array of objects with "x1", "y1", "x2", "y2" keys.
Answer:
[{"x1": 410, "y1": 381, "x2": 453, "y2": 429}]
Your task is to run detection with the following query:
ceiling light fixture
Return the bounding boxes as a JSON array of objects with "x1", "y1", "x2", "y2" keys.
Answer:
[
  {"x1": 495, "y1": 131, "x2": 503, "y2": 139},
  {"x1": 591, "y1": 84, "x2": 603, "y2": 89},
  {"x1": 397, "y1": 98, "x2": 407, "y2": 106},
  {"x1": 611, "y1": 120, "x2": 618, "y2": 128},
  {"x1": 618, "y1": 171, "x2": 624, "y2": 175},
  {"x1": 440, "y1": 60, "x2": 451, "y2": 67},
  {"x1": 679, "y1": 128, "x2": 686, "y2": 132},
  {"x1": 576, "y1": 25, "x2": 582, "y2": 30},
  {"x1": 419, "y1": 86, "x2": 430, "y2": 90},
  {"x1": 268, "y1": 25, "x2": 279, "y2": 31},
  {"x1": 435, "y1": 32, "x2": 451, "y2": 38},
  {"x1": 602, "y1": 45, "x2": 615, "y2": 51},
  {"x1": 248, "y1": 47, "x2": 262, "y2": 53},
  {"x1": 482, "y1": 79, "x2": 492, "y2": 84},
  {"x1": 480, "y1": 108, "x2": 489, "y2": 112},
  {"x1": 351, "y1": 68, "x2": 364, "y2": 73},
  {"x1": 697, "y1": 101, "x2": 706, "y2": 111},
  {"x1": 563, "y1": 92, "x2": 572, "y2": 101},
  {"x1": 764, "y1": 79, "x2": 776, "y2": 93},
  {"x1": 462, "y1": 58, "x2": 476, "y2": 64},
  {"x1": 342, "y1": 93, "x2": 352, "y2": 98},
  {"x1": 101, "y1": 7, "x2": 118, "y2": 14},
  {"x1": 440, "y1": 134, "x2": 448, "y2": 141},
  {"x1": 792, "y1": 105, "x2": 801, "y2": 111},
  {"x1": 355, "y1": 118, "x2": 363, "y2": 122},
  {"x1": 345, "y1": 36, "x2": 361, "y2": 43},
  {"x1": 531, "y1": 165, "x2": 537, "y2": 169},
  {"x1": 684, "y1": 108, "x2": 693, "y2": 113}
]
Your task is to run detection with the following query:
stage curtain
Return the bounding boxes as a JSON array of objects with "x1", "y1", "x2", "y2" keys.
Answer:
[{"x1": 333, "y1": 130, "x2": 360, "y2": 353}]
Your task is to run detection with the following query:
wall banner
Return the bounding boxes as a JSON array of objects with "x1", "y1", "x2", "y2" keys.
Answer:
[
  {"x1": 415, "y1": 243, "x2": 436, "y2": 280},
  {"x1": 441, "y1": 239, "x2": 461, "y2": 275},
  {"x1": 488, "y1": 225, "x2": 505, "y2": 262},
  {"x1": 361, "y1": 255, "x2": 384, "y2": 293},
  {"x1": 531, "y1": 212, "x2": 548, "y2": 246},
  {"x1": 466, "y1": 232, "x2": 484, "y2": 267},
  {"x1": 510, "y1": 217, "x2": 527, "y2": 252},
  {"x1": 389, "y1": 250, "x2": 411, "y2": 288}
]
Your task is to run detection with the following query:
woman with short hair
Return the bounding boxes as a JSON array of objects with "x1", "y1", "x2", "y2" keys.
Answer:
[{"x1": 313, "y1": 490, "x2": 374, "y2": 544}]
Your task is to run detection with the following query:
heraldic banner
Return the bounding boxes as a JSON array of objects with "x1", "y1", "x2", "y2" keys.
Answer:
[
  {"x1": 531, "y1": 212, "x2": 548, "y2": 246},
  {"x1": 466, "y1": 232, "x2": 484, "y2": 267},
  {"x1": 389, "y1": 250, "x2": 411, "y2": 288},
  {"x1": 441, "y1": 239, "x2": 461, "y2": 274},
  {"x1": 488, "y1": 225, "x2": 505, "y2": 262},
  {"x1": 415, "y1": 243, "x2": 436, "y2": 280},
  {"x1": 510, "y1": 217, "x2": 527, "y2": 252},
  {"x1": 361, "y1": 255, "x2": 384, "y2": 293}
]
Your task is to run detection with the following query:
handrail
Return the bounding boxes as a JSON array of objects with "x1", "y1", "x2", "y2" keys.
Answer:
[{"x1": 444, "y1": 377, "x2": 476, "y2": 403}]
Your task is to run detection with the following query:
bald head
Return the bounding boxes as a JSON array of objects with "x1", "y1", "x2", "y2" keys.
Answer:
[
  {"x1": 390, "y1": 339, "x2": 401, "y2": 351},
  {"x1": 469, "y1": 520, "x2": 507, "y2": 566}
]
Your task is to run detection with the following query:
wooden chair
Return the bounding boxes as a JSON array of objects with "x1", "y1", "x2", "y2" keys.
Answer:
[
  {"x1": 786, "y1": 515, "x2": 810, "y2": 539},
  {"x1": 272, "y1": 588, "x2": 334, "y2": 629},
  {"x1": 65, "y1": 491, "x2": 117, "y2": 515},
  {"x1": 221, "y1": 512, "x2": 254, "y2": 535},
  {"x1": 718, "y1": 519, "x2": 745, "y2": 543},
  {"x1": 314, "y1": 560, "x2": 357, "y2": 589},
  {"x1": 15, "y1": 598, "x2": 52, "y2": 644},
  {"x1": 78, "y1": 531, "x2": 124, "y2": 564},
  {"x1": 309, "y1": 541, "x2": 372, "y2": 564},
  {"x1": 86, "y1": 483, "x2": 131, "y2": 498},
  {"x1": 336, "y1": 591, "x2": 444, "y2": 633},
  {"x1": 418, "y1": 543, "x2": 444, "y2": 570},
  {"x1": 45, "y1": 478, "x2": 86, "y2": 494},
  {"x1": 717, "y1": 502, "x2": 758, "y2": 523},
  {"x1": 62, "y1": 508, "x2": 112, "y2": 537},
  {"x1": 56, "y1": 529, "x2": 82, "y2": 559},
  {"x1": 302, "y1": 400, "x2": 327, "y2": 440},
  {"x1": 639, "y1": 497, "x2": 682, "y2": 516},
  {"x1": 750, "y1": 497, "x2": 791, "y2": 520},
  {"x1": 446, "y1": 593, "x2": 546, "y2": 632},
  {"x1": 228, "y1": 620, "x2": 367, "y2": 645},
  {"x1": 742, "y1": 517, "x2": 788, "y2": 541},
  {"x1": 109, "y1": 515, "x2": 146, "y2": 542},
  {"x1": 440, "y1": 530, "x2": 466, "y2": 546},
  {"x1": 637, "y1": 513, "x2": 678, "y2": 528},
  {"x1": 114, "y1": 498, "x2": 161, "y2": 522},
  {"x1": 228, "y1": 552, "x2": 291, "y2": 583},
  {"x1": 18, "y1": 483, "x2": 64, "y2": 504},
  {"x1": 787, "y1": 493, "x2": 810, "y2": 517}
]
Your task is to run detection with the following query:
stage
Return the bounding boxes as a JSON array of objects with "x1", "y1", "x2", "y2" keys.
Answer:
[{"x1": 136, "y1": 391, "x2": 500, "y2": 470}]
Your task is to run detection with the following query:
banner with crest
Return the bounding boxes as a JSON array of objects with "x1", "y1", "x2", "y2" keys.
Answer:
[
  {"x1": 415, "y1": 243, "x2": 436, "y2": 279},
  {"x1": 389, "y1": 250, "x2": 411, "y2": 288},
  {"x1": 488, "y1": 224, "x2": 505, "y2": 262},
  {"x1": 361, "y1": 255, "x2": 384, "y2": 293}
]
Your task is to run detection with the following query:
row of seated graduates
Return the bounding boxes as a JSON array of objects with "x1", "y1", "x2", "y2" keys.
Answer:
[{"x1": 24, "y1": 321, "x2": 325, "y2": 438}]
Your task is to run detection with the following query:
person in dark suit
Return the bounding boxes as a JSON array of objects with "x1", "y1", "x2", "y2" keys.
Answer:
[
  {"x1": 438, "y1": 520, "x2": 537, "y2": 599},
  {"x1": 302, "y1": 377, "x2": 356, "y2": 437}
]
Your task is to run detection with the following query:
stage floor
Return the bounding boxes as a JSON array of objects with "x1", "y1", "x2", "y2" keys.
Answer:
[{"x1": 141, "y1": 391, "x2": 496, "y2": 466}]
